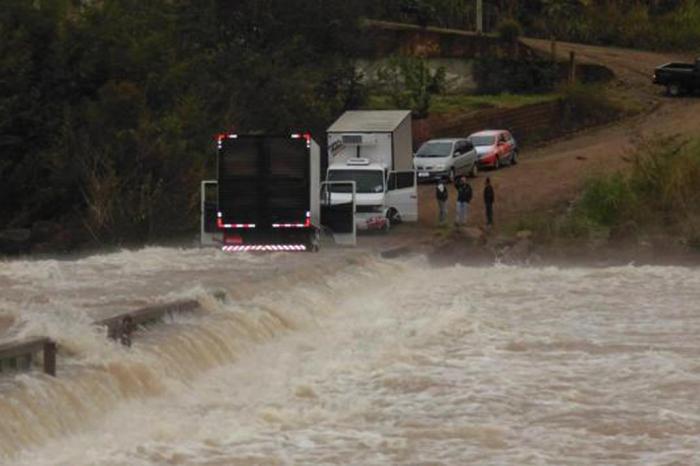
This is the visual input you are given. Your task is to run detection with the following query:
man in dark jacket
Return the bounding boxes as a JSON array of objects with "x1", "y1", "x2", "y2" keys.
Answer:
[
  {"x1": 484, "y1": 177, "x2": 495, "y2": 227},
  {"x1": 455, "y1": 175, "x2": 472, "y2": 226},
  {"x1": 436, "y1": 178, "x2": 449, "y2": 224}
]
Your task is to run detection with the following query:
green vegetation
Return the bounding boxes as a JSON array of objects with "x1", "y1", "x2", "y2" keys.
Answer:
[
  {"x1": 366, "y1": 92, "x2": 560, "y2": 114},
  {"x1": 521, "y1": 137, "x2": 700, "y2": 246},
  {"x1": 472, "y1": 57, "x2": 559, "y2": 94},
  {"x1": 497, "y1": 18, "x2": 523, "y2": 44},
  {"x1": 558, "y1": 83, "x2": 627, "y2": 130},
  {"x1": 0, "y1": 0, "x2": 369, "y2": 243},
  {"x1": 374, "y1": 56, "x2": 447, "y2": 118},
  {"x1": 371, "y1": 1, "x2": 700, "y2": 52}
]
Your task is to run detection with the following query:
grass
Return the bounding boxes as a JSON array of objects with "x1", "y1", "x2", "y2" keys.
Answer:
[
  {"x1": 365, "y1": 92, "x2": 561, "y2": 115},
  {"x1": 518, "y1": 137, "x2": 700, "y2": 246}
]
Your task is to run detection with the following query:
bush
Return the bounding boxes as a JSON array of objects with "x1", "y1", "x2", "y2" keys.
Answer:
[
  {"x1": 498, "y1": 18, "x2": 522, "y2": 43},
  {"x1": 559, "y1": 83, "x2": 623, "y2": 130},
  {"x1": 561, "y1": 137, "x2": 700, "y2": 242},
  {"x1": 375, "y1": 56, "x2": 446, "y2": 118},
  {"x1": 577, "y1": 174, "x2": 633, "y2": 227},
  {"x1": 472, "y1": 57, "x2": 559, "y2": 94}
]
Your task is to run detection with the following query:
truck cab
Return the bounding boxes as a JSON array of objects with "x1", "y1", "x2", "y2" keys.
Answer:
[
  {"x1": 653, "y1": 58, "x2": 700, "y2": 96},
  {"x1": 326, "y1": 159, "x2": 416, "y2": 231}
]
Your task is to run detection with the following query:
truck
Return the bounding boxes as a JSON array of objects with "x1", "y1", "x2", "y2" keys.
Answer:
[
  {"x1": 652, "y1": 58, "x2": 700, "y2": 96},
  {"x1": 215, "y1": 134, "x2": 321, "y2": 252},
  {"x1": 325, "y1": 110, "x2": 417, "y2": 231}
]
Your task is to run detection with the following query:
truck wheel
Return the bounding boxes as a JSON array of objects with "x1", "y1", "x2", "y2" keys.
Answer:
[{"x1": 668, "y1": 84, "x2": 681, "y2": 97}]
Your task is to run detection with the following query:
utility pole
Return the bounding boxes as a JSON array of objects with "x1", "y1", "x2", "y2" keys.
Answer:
[{"x1": 476, "y1": 0, "x2": 483, "y2": 34}]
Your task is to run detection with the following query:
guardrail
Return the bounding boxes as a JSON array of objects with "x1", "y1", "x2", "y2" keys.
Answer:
[
  {"x1": 95, "y1": 299, "x2": 201, "y2": 347},
  {"x1": 0, "y1": 337, "x2": 57, "y2": 376},
  {"x1": 0, "y1": 299, "x2": 201, "y2": 378}
]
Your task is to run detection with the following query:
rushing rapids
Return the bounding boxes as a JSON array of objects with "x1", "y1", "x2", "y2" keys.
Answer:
[{"x1": 1, "y1": 248, "x2": 700, "y2": 465}]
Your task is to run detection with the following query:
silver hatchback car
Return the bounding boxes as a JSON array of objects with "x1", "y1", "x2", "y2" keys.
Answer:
[{"x1": 413, "y1": 138, "x2": 479, "y2": 182}]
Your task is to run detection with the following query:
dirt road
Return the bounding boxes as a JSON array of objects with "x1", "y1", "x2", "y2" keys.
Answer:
[{"x1": 417, "y1": 40, "x2": 700, "y2": 230}]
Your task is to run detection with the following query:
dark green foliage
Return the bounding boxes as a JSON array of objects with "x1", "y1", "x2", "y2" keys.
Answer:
[
  {"x1": 472, "y1": 57, "x2": 559, "y2": 94},
  {"x1": 558, "y1": 83, "x2": 623, "y2": 130},
  {"x1": 0, "y1": 0, "x2": 370, "y2": 244},
  {"x1": 497, "y1": 18, "x2": 522, "y2": 43},
  {"x1": 375, "y1": 56, "x2": 446, "y2": 118}
]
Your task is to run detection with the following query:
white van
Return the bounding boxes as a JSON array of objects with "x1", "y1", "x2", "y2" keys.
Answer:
[{"x1": 413, "y1": 138, "x2": 478, "y2": 182}]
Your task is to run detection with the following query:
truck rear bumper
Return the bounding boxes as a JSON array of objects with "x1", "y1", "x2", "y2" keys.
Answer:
[{"x1": 221, "y1": 227, "x2": 317, "y2": 251}]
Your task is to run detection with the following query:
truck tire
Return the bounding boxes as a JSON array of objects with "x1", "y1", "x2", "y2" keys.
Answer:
[
  {"x1": 385, "y1": 208, "x2": 399, "y2": 232},
  {"x1": 667, "y1": 83, "x2": 682, "y2": 97}
]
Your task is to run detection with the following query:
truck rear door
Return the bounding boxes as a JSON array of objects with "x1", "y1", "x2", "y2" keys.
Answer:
[{"x1": 217, "y1": 135, "x2": 311, "y2": 229}]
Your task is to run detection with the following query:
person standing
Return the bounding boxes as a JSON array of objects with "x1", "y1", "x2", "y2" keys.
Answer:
[
  {"x1": 484, "y1": 177, "x2": 495, "y2": 227},
  {"x1": 435, "y1": 178, "x2": 449, "y2": 225},
  {"x1": 455, "y1": 175, "x2": 472, "y2": 226}
]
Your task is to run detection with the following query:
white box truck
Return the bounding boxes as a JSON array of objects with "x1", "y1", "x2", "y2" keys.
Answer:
[{"x1": 325, "y1": 110, "x2": 417, "y2": 231}]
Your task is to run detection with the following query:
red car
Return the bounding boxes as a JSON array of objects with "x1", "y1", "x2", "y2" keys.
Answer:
[{"x1": 468, "y1": 130, "x2": 518, "y2": 169}]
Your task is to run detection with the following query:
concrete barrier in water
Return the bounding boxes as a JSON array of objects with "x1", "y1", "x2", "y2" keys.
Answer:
[
  {"x1": 0, "y1": 299, "x2": 201, "y2": 378},
  {"x1": 95, "y1": 299, "x2": 201, "y2": 346},
  {"x1": 0, "y1": 337, "x2": 57, "y2": 376}
]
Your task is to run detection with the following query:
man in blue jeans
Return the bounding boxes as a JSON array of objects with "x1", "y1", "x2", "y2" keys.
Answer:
[{"x1": 455, "y1": 175, "x2": 472, "y2": 226}]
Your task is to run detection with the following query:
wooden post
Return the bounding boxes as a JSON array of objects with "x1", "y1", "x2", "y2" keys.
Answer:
[
  {"x1": 43, "y1": 341, "x2": 56, "y2": 376},
  {"x1": 569, "y1": 51, "x2": 576, "y2": 84},
  {"x1": 476, "y1": 0, "x2": 483, "y2": 34}
]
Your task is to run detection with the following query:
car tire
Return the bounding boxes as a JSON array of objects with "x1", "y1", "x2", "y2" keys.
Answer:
[
  {"x1": 668, "y1": 83, "x2": 681, "y2": 97},
  {"x1": 510, "y1": 150, "x2": 518, "y2": 165},
  {"x1": 470, "y1": 163, "x2": 478, "y2": 177}
]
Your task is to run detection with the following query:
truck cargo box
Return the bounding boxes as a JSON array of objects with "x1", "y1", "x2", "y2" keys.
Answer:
[{"x1": 216, "y1": 134, "x2": 320, "y2": 250}]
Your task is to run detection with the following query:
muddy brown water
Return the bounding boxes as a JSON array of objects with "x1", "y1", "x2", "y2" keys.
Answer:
[{"x1": 1, "y1": 247, "x2": 700, "y2": 465}]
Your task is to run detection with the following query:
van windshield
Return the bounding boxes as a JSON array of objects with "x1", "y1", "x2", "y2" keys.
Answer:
[
  {"x1": 327, "y1": 170, "x2": 384, "y2": 193},
  {"x1": 415, "y1": 142, "x2": 453, "y2": 158}
]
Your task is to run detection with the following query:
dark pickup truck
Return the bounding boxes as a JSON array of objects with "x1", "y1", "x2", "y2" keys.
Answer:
[{"x1": 653, "y1": 58, "x2": 700, "y2": 96}]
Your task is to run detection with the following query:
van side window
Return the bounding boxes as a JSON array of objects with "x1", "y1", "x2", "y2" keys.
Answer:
[
  {"x1": 396, "y1": 172, "x2": 415, "y2": 189},
  {"x1": 387, "y1": 172, "x2": 396, "y2": 190}
]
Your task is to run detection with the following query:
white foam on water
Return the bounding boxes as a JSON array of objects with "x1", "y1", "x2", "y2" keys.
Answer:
[{"x1": 3, "y1": 252, "x2": 700, "y2": 465}]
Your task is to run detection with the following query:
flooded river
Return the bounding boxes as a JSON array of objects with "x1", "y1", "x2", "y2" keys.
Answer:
[{"x1": 2, "y1": 248, "x2": 700, "y2": 465}]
